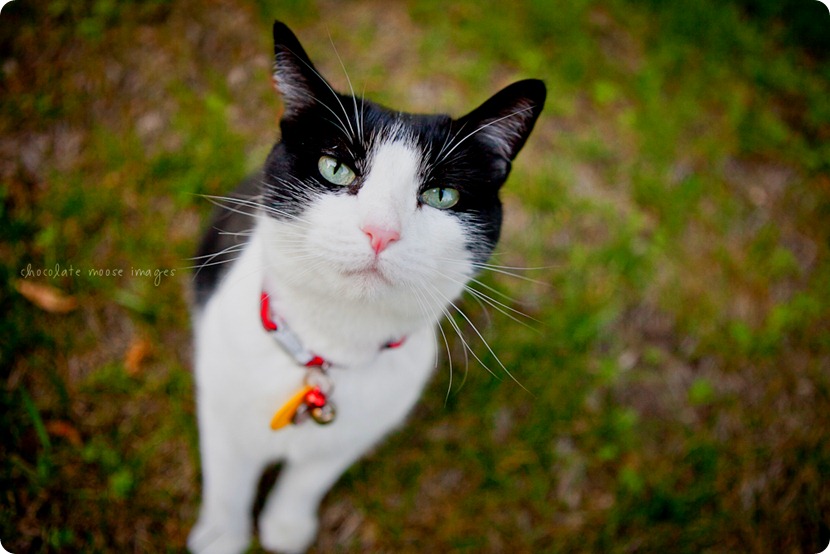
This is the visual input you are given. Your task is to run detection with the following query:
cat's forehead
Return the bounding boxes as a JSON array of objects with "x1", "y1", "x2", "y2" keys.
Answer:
[
  {"x1": 356, "y1": 104, "x2": 452, "y2": 151},
  {"x1": 291, "y1": 97, "x2": 452, "y2": 151}
]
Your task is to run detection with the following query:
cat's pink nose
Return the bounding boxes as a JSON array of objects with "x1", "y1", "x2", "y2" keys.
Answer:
[{"x1": 361, "y1": 224, "x2": 400, "y2": 255}]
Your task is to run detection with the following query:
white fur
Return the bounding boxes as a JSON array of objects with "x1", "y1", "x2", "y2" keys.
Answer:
[{"x1": 189, "y1": 137, "x2": 475, "y2": 553}]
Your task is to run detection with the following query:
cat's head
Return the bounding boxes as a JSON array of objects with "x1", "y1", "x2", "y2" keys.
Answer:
[{"x1": 260, "y1": 21, "x2": 545, "y2": 306}]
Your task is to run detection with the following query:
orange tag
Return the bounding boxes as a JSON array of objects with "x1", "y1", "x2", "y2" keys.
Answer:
[{"x1": 270, "y1": 385, "x2": 313, "y2": 430}]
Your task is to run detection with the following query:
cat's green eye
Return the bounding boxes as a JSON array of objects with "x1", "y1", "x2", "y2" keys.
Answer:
[
  {"x1": 419, "y1": 187, "x2": 460, "y2": 210},
  {"x1": 318, "y1": 155, "x2": 356, "y2": 187}
]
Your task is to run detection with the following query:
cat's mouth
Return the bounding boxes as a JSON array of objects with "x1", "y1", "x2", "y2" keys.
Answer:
[{"x1": 341, "y1": 262, "x2": 393, "y2": 285}]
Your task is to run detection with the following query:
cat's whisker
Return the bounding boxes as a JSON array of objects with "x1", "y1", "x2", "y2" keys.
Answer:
[
  {"x1": 199, "y1": 191, "x2": 265, "y2": 206},
  {"x1": 435, "y1": 121, "x2": 466, "y2": 163},
  {"x1": 360, "y1": 85, "x2": 367, "y2": 144},
  {"x1": 420, "y1": 287, "x2": 468, "y2": 390},
  {"x1": 261, "y1": 174, "x2": 311, "y2": 195},
  {"x1": 217, "y1": 229, "x2": 255, "y2": 238},
  {"x1": 461, "y1": 261, "x2": 551, "y2": 286},
  {"x1": 185, "y1": 254, "x2": 247, "y2": 276},
  {"x1": 182, "y1": 255, "x2": 245, "y2": 272},
  {"x1": 257, "y1": 177, "x2": 323, "y2": 219},
  {"x1": 406, "y1": 282, "x2": 443, "y2": 372},
  {"x1": 289, "y1": 88, "x2": 353, "y2": 141},
  {"x1": 451, "y1": 272, "x2": 543, "y2": 323},
  {"x1": 188, "y1": 240, "x2": 252, "y2": 281},
  {"x1": 279, "y1": 44, "x2": 355, "y2": 141},
  {"x1": 435, "y1": 316, "x2": 457, "y2": 402},
  {"x1": 327, "y1": 33, "x2": 363, "y2": 141},
  {"x1": 471, "y1": 260, "x2": 555, "y2": 271},
  {"x1": 463, "y1": 284, "x2": 542, "y2": 331},
  {"x1": 264, "y1": 221, "x2": 313, "y2": 238},
  {"x1": 471, "y1": 255, "x2": 558, "y2": 274},
  {"x1": 432, "y1": 266, "x2": 541, "y2": 335},
  {"x1": 198, "y1": 194, "x2": 262, "y2": 220},
  {"x1": 198, "y1": 192, "x2": 305, "y2": 228},
  {"x1": 430, "y1": 266, "x2": 503, "y2": 315},
  {"x1": 428, "y1": 282, "x2": 529, "y2": 393},
  {"x1": 189, "y1": 245, "x2": 248, "y2": 265},
  {"x1": 421, "y1": 282, "x2": 479, "y2": 382},
  {"x1": 263, "y1": 238, "x2": 309, "y2": 248},
  {"x1": 188, "y1": 242, "x2": 249, "y2": 261},
  {"x1": 436, "y1": 323, "x2": 454, "y2": 401},
  {"x1": 436, "y1": 105, "x2": 536, "y2": 166},
  {"x1": 464, "y1": 274, "x2": 533, "y2": 307},
  {"x1": 275, "y1": 48, "x2": 355, "y2": 139},
  {"x1": 465, "y1": 284, "x2": 495, "y2": 330},
  {"x1": 438, "y1": 303, "x2": 472, "y2": 386}
]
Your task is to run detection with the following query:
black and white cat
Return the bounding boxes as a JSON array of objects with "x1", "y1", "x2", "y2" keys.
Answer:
[{"x1": 188, "y1": 21, "x2": 545, "y2": 554}]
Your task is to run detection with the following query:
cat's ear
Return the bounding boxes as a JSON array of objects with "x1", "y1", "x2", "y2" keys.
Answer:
[
  {"x1": 272, "y1": 21, "x2": 334, "y2": 117},
  {"x1": 458, "y1": 79, "x2": 546, "y2": 161}
]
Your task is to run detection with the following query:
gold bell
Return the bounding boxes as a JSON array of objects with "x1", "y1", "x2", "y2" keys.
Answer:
[{"x1": 310, "y1": 403, "x2": 336, "y2": 424}]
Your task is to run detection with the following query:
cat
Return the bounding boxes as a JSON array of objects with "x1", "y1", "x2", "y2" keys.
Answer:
[{"x1": 188, "y1": 20, "x2": 545, "y2": 554}]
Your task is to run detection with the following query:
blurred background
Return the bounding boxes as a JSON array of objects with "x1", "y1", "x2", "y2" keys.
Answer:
[{"x1": 2, "y1": 0, "x2": 829, "y2": 552}]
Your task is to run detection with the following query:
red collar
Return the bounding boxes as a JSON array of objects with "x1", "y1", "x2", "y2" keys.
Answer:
[
  {"x1": 260, "y1": 291, "x2": 405, "y2": 368},
  {"x1": 261, "y1": 290, "x2": 406, "y2": 430}
]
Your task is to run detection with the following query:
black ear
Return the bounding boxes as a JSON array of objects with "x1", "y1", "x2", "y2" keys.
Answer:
[
  {"x1": 272, "y1": 21, "x2": 335, "y2": 117},
  {"x1": 457, "y1": 79, "x2": 546, "y2": 161}
]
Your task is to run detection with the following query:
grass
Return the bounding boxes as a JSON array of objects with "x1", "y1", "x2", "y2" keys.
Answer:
[{"x1": 2, "y1": 0, "x2": 829, "y2": 552}]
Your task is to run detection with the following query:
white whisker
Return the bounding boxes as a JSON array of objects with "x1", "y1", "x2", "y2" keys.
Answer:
[
  {"x1": 427, "y1": 282, "x2": 530, "y2": 393},
  {"x1": 286, "y1": 41, "x2": 355, "y2": 141},
  {"x1": 466, "y1": 262, "x2": 551, "y2": 286},
  {"x1": 464, "y1": 284, "x2": 542, "y2": 331},
  {"x1": 188, "y1": 242, "x2": 249, "y2": 262},
  {"x1": 182, "y1": 255, "x2": 246, "y2": 272},
  {"x1": 436, "y1": 106, "x2": 536, "y2": 165},
  {"x1": 327, "y1": 33, "x2": 363, "y2": 141}
]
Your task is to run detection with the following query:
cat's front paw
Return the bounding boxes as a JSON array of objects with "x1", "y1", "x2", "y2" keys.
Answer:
[
  {"x1": 258, "y1": 510, "x2": 318, "y2": 554},
  {"x1": 187, "y1": 520, "x2": 250, "y2": 554}
]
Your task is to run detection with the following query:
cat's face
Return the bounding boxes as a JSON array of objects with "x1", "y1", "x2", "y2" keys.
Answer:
[{"x1": 260, "y1": 22, "x2": 545, "y2": 305}]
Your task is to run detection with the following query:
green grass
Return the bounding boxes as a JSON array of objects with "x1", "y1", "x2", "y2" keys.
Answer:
[{"x1": 2, "y1": 0, "x2": 829, "y2": 552}]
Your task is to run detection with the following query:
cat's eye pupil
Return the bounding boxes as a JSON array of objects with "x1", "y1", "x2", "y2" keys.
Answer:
[{"x1": 420, "y1": 187, "x2": 459, "y2": 210}]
